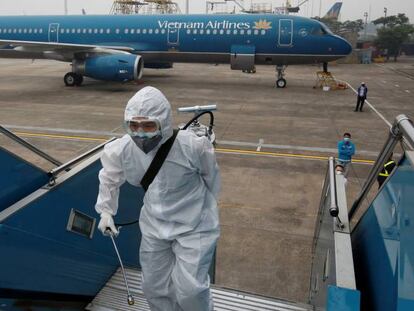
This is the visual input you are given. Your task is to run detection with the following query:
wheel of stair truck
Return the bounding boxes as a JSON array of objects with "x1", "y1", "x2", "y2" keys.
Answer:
[
  {"x1": 64, "y1": 72, "x2": 77, "y2": 87},
  {"x1": 276, "y1": 78, "x2": 287, "y2": 88}
]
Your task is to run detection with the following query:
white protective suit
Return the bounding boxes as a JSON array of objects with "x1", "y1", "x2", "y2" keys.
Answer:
[{"x1": 95, "y1": 86, "x2": 221, "y2": 311}]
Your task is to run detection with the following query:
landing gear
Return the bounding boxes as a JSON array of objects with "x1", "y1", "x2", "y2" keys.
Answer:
[
  {"x1": 64, "y1": 72, "x2": 83, "y2": 87},
  {"x1": 323, "y1": 62, "x2": 328, "y2": 73},
  {"x1": 276, "y1": 65, "x2": 287, "y2": 88},
  {"x1": 276, "y1": 78, "x2": 287, "y2": 88}
]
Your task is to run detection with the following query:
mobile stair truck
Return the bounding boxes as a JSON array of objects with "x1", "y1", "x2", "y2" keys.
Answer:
[{"x1": 1, "y1": 115, "x2": 414, "y2": 310}]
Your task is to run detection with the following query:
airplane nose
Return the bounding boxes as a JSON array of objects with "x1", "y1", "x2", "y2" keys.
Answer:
[{"x1": 339, "y1": 37, "x2": 352, "y2": 55}]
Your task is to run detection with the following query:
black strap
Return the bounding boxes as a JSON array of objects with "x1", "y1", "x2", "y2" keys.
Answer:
[{"x1": 140, "y1": 129, "x2": 179, "y2": 192}]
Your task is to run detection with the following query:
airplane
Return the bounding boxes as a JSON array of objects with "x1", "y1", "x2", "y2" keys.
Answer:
[
  {"x1": 0, "y1": 14, "x2": 352, "y2": 88},
  {"x1": 323, "y1": 2, "x2": 343, "y2": 21}
]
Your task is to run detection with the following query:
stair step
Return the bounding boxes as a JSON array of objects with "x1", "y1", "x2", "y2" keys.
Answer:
[{"x1": 86, "y1": 268, "x2": 313, "y2": 311}]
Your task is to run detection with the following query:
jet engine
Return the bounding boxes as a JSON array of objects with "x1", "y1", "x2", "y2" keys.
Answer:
[{"x1": 73, "y1": 54, "x2": 144, "y2": 82}]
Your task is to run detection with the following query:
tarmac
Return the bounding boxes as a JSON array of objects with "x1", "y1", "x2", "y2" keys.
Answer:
[{"x1": 0, "y1": 57, "x2": 413, "y2": 303}]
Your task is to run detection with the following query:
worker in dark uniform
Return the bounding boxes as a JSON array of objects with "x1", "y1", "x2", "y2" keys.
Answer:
[
  {"x1": 377, "y1": 153, "x2": 396, "y2": 188},
  {"x1": 355, "y1": 82, "x2": 368, "y2": 112}
]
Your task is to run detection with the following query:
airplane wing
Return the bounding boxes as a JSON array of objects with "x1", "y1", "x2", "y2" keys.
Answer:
[{"x1": 0, "y1": 39, "x2": 135, "y2": 61}]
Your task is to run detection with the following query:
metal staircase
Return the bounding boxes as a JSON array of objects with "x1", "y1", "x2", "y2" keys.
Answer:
[{"x1": 86, "y1": 268, "x2": 314, "y2": 311}]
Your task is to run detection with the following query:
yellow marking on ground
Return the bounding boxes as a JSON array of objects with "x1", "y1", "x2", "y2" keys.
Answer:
[
  {"x1": 216, "y1": 148, "x2": 375, "y2": 165},
  {"x1": 15, "y1": 131, "x2": 376, "y2": 164},
  {"x1": 15, "y1": 131, "x2": 107, "y2": 142}
]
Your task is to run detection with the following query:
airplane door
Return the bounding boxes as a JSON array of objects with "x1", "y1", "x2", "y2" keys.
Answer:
[
  {"x1": 278, "y1": 19, "x2": 293, "y2": 46},
  {"x1": 48, "y1": 23, "x2": 59, "y2": 43},
  {"x1": 168, "y1": 28, "x2": 179, "y2": 46}
]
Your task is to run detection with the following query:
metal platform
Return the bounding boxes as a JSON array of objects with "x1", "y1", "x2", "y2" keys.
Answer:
[{"x1": 86, "y1": 268, "x2": 314, "y2": 311}]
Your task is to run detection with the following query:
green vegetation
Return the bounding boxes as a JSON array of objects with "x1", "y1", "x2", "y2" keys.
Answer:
[{"x1": 373, "y1": 13, "x2": 414, "y2": 61}]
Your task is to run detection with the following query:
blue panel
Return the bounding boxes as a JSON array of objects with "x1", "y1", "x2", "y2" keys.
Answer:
[
  {"x1": 0, "y1": 159, "x2": 144, "y2": 299},
  {"x1": 0, "y1": 147, "x2": 49, "y2": 212},
  {"x1": 327, "y1": 286, "x2": 360, "y2": 311},
  {"x1": 352, "y1": 157, "x2": 414, "y2": 310}
]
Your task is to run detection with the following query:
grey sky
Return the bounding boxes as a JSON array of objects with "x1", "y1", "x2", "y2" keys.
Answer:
[{"x1": 0, "y1": 0, "x2": 413, "y2": 23}]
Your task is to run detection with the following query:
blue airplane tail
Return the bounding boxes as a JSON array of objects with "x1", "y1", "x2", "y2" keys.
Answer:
[{"x1": 324, "y1": 2, "x2": 342, "y2": 20}]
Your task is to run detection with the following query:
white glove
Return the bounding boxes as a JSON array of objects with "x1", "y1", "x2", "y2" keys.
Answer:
[{"x1": 98, "y1": 211, "x2": 119, "y2": 236}]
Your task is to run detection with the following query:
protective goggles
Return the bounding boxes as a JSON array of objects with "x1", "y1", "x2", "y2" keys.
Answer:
[{"x1": 124, "y1": 118, "x2": 160, "y2": 136}]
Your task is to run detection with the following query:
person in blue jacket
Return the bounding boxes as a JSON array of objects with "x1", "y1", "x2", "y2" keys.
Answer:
[{"x1": 337, "y1": 132, "x2": 355, "y2": 172}]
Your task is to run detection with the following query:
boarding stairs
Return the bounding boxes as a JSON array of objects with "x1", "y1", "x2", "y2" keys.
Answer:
[{"x1": 86, "y1": 268, "x2": 314, "y2": 311}]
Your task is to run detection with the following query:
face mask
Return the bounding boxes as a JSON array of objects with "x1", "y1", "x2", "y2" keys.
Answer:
[
  {"x1": 134, "y1": 129, "x2": 161, "y2": 139},
  {"x1": 132, "y1": 134, "x2": 162, "y2": 154},
  {"x1": 344, "y1": 137, "x2": 350, "y2": 142}
]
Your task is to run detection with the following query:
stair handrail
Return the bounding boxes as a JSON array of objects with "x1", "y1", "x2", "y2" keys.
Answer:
[
  {"x1": 348, "y1": 114, "x2": 414, "y2": 221},
  {"x1": 0, "y1": 125, "x2": 62, "y2": 166}
]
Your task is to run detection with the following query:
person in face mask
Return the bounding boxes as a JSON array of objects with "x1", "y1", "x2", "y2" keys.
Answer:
[
  {"x1": 337, "y1": 132, "x2": 355, "y2": 175},
  {"x1": 95, "y1": 86, "x2": 221, "y2": 311}
]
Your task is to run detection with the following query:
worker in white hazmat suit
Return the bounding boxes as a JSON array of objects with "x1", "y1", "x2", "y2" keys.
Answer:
[{"x1": 95, "y1": 86, "x2": 221, "y2": 311}]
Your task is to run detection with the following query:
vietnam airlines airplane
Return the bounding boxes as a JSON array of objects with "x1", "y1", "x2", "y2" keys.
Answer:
[{"x1": 0, "y1": 14, "x2": 352, "y2": 88}]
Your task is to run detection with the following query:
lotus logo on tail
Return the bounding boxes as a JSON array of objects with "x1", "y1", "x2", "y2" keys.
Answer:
[{"x1": 254, "y1": 19, "x2": 272, "y2": 30}]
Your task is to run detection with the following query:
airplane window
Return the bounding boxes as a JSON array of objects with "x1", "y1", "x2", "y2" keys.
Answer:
[
  {"x1": 187, "y1": 29, "x2": 191, "y2": 34},
  {"x1": 254, "y1": 29, "x2": 259, "y2": 35},
  {"x1": 261, "y1": 30, "x2": 266, "y2": 35},
  {"x1": 131, "y1": 29, "x2": 135, "y2": 34},
  {"x1": 77, "y1": 28, "x2": 81, "y2": 33},
  {"x1": 240, "y1": 30, "x2": 245, "y2": 35},
  {"x1": 200, "y1": 29, "x2": 204, "y2": 34},
  {"x1": 124, "y1": 29, "x2": 129, "y2": 34},
  {"x1": 149, "y1": 29, "x2": 153, "y2": 34},
  {"x1": 66, "y1": 29, "x2": 70, "y2": 34},
  {"x1": 60, "y1": 29, "x2": 65, "y2": 34},
  {"x1": 99, "y1": 29, "x2": 104, "y2": 34},
  {"x1": 34, "y1": 29, "x2": 38, "y2": 34},
  {"x1": 88, "y1": 29, "x2": 92, "y2": 34},
  {"x1": 3, "y1": 29, "x2": 7, "y2": 33},
  {"x1": 115, "y1": 29, "x2": 120, "y2": 34},
  {"x1": 0, "y1": 29, "x2": 2, "y2": 34},
  {"x1": 83, "y1": 29, "x2": 87, "y2": 34},
  {"x1": 154, "y1": 29, "x2": 159, "y2": 34},
  {"x1": 161, "y1": 29, "x2": 166, "y2": 34},
  {"x1": 212, "y1": 29, "x2": 217, "y2": 35},
  {"x1": 137, "y1": 29, "x2": 141, "y2": 34},
  {"x1": 193, "y1": 29, "x2": 198, "y2": 34},
  {"x1": 206, "y1": 29, "x2": 211, "y2": 34},
  {"x1": 143, "y1": 29, "x2": 147, "y2": 34},
  {"x1": 233, "y1": 30, "x2": 238, "y2": 35},
  {"x1": 106, "y1": 29, "x2": 111, "y2": 34},
  {"x1": 18, "y1": 29, "x2": 22, "y2": 33},
  {"x1": 28, "y1": 29, "x2": 32, "y2": 33},
  {"x1": 226, "y1": 30, "x2": 231, "y2": 35},
  {"x1": 247, "y1": 29, "x2": 252, "y2": 35},
  {"x1": 72, "y1": 28, "x2": 75, "y2": 33},
  {"x1": 219, "y1": 29, "x2": 224, "y2": 35},
  {"x1": 23, "y1": 29, "x2": 27, "y2": 33},
  {"x1": 94, "y1": 29, "x2": 98, "y2": 34},
  {"x1": 13, "y1": 29, "x2": 17, "y2": 33}
]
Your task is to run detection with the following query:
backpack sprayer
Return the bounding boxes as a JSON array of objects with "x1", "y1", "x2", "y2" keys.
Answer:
[
  {"x1": 178, "y1": 104, "x2": 217, "y2": 146},
  {"x1": 105, "y1": 104, "x2": 217, "y2": 306}
]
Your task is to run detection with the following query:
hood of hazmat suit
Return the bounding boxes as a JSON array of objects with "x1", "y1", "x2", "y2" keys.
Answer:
[{"x1": 95, "y1": 86, "x2": 221, "y2": 311}]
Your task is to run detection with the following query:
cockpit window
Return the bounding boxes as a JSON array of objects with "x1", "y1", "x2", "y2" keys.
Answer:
[
  {"x1": 321, "y1": 23, "x2": 334, "y2": 35},
  {"x1": 311, "y1": 23, "x2": 333, "y2": 36},
  {"x1": 310, "y1": 26, "x2": 326, "y2": 36}
]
